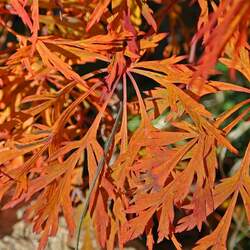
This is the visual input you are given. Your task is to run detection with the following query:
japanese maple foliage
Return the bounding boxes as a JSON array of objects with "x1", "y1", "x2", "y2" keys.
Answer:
[{"x1": 0, "y1": 0, "x2": 250, "y2": 249}]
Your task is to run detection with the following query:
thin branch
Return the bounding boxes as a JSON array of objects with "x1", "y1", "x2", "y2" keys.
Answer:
[{"x1": 75, "y1": 101, "x2": 123, "y2": 250}]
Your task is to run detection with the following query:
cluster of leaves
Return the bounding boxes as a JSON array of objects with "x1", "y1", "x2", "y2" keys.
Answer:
[{"x1": 0, "y1": 0, "x2": 250, "y2": 249}]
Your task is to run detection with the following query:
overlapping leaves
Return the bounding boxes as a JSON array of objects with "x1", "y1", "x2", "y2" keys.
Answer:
[{"x1": 0, "y1": 0, "x2": 250, "y2": 250}]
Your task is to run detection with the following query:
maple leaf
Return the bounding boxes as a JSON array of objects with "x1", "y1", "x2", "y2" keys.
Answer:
[
  {"x1": 86, "y1": 0, "x2": 111, "y2": 31},
  {"x1": 36, "y1": 40, "x2": 89, "y2": 90},
  {"x1": 193, "y1": 191, "x2": 238, "y2": 250},
  {"x1": 139, "y1": 1, "x2": 157, "y2": 31},
  {"x1": 220, "y1": 45, "x2": 250, "y2": 82},
  {"x1": 238, "y1": 142, "x2": 250, "y2": 223},
  {"x1": 0, "y1": 1, "x2": 250, "y2": 250},
  {"x1": 10, "y1": 0, "x2": 33, "y2": 31},
  {"x1": 192, "y1": 0, "x2": 250, "y2": 83}
]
